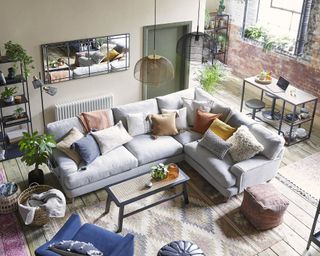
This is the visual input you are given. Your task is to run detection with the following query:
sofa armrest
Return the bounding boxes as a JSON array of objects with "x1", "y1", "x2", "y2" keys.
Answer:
[{"x1": 110, "y1": 234, "x2": 134, "y2": 256}]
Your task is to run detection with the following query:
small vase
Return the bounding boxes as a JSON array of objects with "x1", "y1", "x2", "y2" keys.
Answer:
[
  {"x1": 7, "y1": 67, "x2": 16, "y2": 80},
  {"x1": 4, "y1": 96, "x2": 14, "y2": 103},
  {"x1": 167, "y1": 163, "x2": 179, "y2": 180}
]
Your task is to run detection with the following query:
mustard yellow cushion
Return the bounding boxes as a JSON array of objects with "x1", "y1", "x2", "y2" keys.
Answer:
[
  {"x1": 209, "y1": 119, "x2": 236, "y2": 140},
  {"x1": 102, "y1": 49, "x2": 119, "y2": 62}
]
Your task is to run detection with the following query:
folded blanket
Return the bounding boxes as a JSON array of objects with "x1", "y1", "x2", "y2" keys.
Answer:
[{"x1": 78, "y1": 110, "x2": 111, "y2": 133}]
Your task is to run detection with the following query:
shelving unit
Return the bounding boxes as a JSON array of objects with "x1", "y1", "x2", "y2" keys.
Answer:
[
  {"x1": 205, "y1": 13, "x2": 230, "y2": 64},
  {"x1": 0, "y1": 56, "x2": 33, "y2": 160}
]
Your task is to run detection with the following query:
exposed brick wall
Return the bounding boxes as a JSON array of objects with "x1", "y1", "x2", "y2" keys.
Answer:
[{"x1": 226, "y1": 0, "x2": 320, "y2": 114}]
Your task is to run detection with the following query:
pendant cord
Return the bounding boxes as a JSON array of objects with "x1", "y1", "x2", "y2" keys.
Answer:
[
  {"x1": 153, "y1": 0, "x2": 157, "y2": 57},
  {"x1": 196, "y1": 0, "x2": 200, "y2": 34}
]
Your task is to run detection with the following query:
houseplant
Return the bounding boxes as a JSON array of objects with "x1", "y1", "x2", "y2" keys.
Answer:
[
  {"x1": 151, "y1": 163, "x2": 169, "y2": 181},
  {"x1": 1, "y1": 86, "x2": 17, "y2": 103},
  {"x1": 13, "y1": 107, "x2": 24, "y2": 119},
  {"x1": 4, "y1": 41, "x2": 34, "y2": 77},
  {"x1": 18, "y1": 131, "x2": 56, "y2": 185}
]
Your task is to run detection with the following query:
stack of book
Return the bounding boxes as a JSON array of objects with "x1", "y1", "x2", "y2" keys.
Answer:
[{"x1": 6, "y1": 129, "x2": 27, "y2": 144}]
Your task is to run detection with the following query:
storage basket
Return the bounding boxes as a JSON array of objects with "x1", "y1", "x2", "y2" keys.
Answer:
[
  {"x1": 0, "y1": 183, "x2": 21, "y2": 214},
  {"x1": 18, "y1": 183, "x2": 53, "y2": 226}
]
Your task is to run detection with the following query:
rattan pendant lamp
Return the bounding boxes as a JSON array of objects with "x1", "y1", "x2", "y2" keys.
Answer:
[
  {"x1": 134, "y1": 0, "x2": 174, "y2": 85},
  {"x1": 176, "y1": 0, "x2": 213, "y2": 62}
]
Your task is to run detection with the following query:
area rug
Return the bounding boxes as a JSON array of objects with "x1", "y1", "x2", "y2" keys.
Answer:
[
  {"x1": 0, "y1": 168, "x2": 30, "y2": 256},
  {"x1": 277, "y1": 152, "x2": 320, "y2": 206},
  {"x1": 44, "y1": 181, "x2": 283, "y2": 256}
]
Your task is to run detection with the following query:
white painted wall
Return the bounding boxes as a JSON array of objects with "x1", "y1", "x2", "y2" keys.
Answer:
[
  {"x1": 0, "y1": 0, "x2": 204, "y2": 133},
  {"x1": 206, "y1": 0, "x2": 219, "y2": 12}
]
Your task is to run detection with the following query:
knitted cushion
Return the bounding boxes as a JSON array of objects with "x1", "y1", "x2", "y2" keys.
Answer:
[
  {"x1": 240, "y1": 183, "x2": 289, "y2": 230},
  {"x1": 158, "y1": 240, "x2": 205, "y2": 256}
]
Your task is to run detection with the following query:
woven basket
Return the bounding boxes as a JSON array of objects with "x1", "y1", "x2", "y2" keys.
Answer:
[
  {"x1": 18, "y1": 184, "x2": 53, "y2": 226},
  {"x1": 0, "y1": 183, "x2": 21, "y2": 214}
]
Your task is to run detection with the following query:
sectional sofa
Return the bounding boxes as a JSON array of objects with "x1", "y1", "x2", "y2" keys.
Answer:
[{"x1": 47, "y1": 87, "x2": 285, "y2": 200}]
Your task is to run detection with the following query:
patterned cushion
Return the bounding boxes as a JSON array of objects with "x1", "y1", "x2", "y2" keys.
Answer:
[
  {"x1": 158, "y1": 240, "x2": 205, "y2": 256},
  {"x1": 49, "y1": 240, "x2": 103, "y2": 256}
]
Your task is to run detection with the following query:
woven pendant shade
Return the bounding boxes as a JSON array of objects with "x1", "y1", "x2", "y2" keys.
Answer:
[{"x1": 134, "y1": 55, "x2": 174, "y2": 85}]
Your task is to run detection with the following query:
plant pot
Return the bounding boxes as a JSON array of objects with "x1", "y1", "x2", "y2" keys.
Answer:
[
  {"x1": 28, "y1": 169, "x2": 44, "y2": 185},
  {"x1": 4, "y1": 96, "x2": 14, "y2": 103}
]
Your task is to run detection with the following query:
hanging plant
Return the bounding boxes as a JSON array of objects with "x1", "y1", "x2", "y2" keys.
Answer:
[{"x1": 4, "y1": 41, "x2": 34, "y2": 77}]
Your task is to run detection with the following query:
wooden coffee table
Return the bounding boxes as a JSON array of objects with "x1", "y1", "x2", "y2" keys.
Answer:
[{"x1": 105, "y1": 169, "x2": 190, "y2": 232}]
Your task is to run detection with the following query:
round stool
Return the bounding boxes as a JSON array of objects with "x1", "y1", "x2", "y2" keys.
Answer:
[
  {"x1": 262, "y1": 93, "x2": 281, "y2": 120},
  {"x1": 158, "y1": 240, "x2": 205, "y2": 256},
  {"x1": 245, "y1": 99, "x2": 265, "y2": 120}
]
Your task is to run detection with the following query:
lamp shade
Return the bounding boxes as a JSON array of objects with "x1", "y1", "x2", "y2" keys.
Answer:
[
  {"x1": 176, "y1": 32, "x2": 215, "y2": 62},
  {"x1": 134, "y1": 54, "x2": 174, "y2": 85}
]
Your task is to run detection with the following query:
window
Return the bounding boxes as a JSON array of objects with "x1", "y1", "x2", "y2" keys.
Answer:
[{"x1": 242, "y1": 0, "x2": 313, "y2": 56}]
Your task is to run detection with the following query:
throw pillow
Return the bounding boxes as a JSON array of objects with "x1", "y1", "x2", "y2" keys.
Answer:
[
  {"x1": 78, "y1": 110, "x2": 112, "y2": 133},
  {"x1": 126, "y1": 112, "x2": 151, "y2": 136},
  {"x1": 49, "y1": 240, "x2": 103, "y2": 256},
  {"x1": 57, "y1": 127, "x2": 84, "y2": 165},
  {"x1": 92, "y1": 121, "x2": 132, "y2": 154},
  {"x1": 161, "y1": 107, "x2": 188, "y2": 130},
  {"x1": 192, "y1": 109, "x2": 221, "y2": 134},
  {"x1": 90, "y1": 51, "x2": 105, "y2": 64},
  {"x1": 211, "y1": 101, "x2": 231, "y2": 121},
  {"x1": 71, "y1": 134, "x2": 100, "y2": 165},
  {"x1": 150, "y1": 113, "x2": 179, "y2": 136},
  {"x1": 209, "y1": 118, "x2": 237, "y2": 140},
  {"x1": 102, "y1": 49, "x2": 119, "y2": 62},
  {"x1": 227, "y1": 125, "x2": 264, "y2": 163},
  {"x1": 199, "y1": 129, "x2": 232, "y2": 159},
  {"x1": 182, "y1": 98, "x2": 212, "y2": 126}
]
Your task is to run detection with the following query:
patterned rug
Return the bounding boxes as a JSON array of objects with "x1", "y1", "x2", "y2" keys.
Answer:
[
  {"x1": 0, "y1": 169, "x2": 30, "y2": 256},
  {"x1": 44, "y1": 180, "x2": 284, "y2": 256},
  {"x1": 278, "y1": 152, "x2": 320, "y2": 206}
]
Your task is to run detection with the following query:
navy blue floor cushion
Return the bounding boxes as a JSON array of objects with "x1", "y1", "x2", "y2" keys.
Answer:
[{"x1": 158, "y1": 240, "x2": 205, "y2": 256}]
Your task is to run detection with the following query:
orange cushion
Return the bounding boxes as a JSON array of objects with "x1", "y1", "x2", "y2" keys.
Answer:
[
  {"x1": 192, "y1": 109, "x2": 221, "y2": 134},
  {"x1": 209, "y1": 119, "x2": 236, "y2": 140}
]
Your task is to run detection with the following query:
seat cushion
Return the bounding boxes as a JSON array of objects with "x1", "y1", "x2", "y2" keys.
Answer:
[
  {"x1": 173, "y1": 130, "x2": 202, "y2": 145},
  {"x1": 62, "y1": 146, "x2": 138, "y2": 190},
  {"x1": 124, "y1": 134, "x2": 183, "y2": 165},
  {"x1": 184, "y1": 141, "x2": 235, "y2": 188},
  {"x1": 156, "y1": 88, "x2": 195, "y2": 110}
]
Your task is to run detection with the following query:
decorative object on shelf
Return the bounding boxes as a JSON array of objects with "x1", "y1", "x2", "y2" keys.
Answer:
[
  {"x1": 0, "y1": 71, "x2": 6, "y2": 84},
  {"x1": 7, "y1": 67, "x2": 16, "y2": 80},
  {"x1": 134, "y1": 0, "x2": 174, "y2": 85},
  {"x1": 217, "y1": 0, "x2": 226, "y2": 15},
  {"x1": 145, "y1": 181, "x2": 153, "y2": 189},
  {"x1": 296, "y1": 128, "x2": 307, "y2": 139},
  {"x1": 167, "y1": 163, "x2": 179, "y2": 180},
  {"x1": 284, "y1": 130, "x2": 297, "y2": 143},
  {"x1": 1, "y1": 86, "x2": 17, "y2": 103},
  {"x1": 151, "y1": 163, "x2": 168, "y2": 181},
  {"x1": 4, "y1": 41, "x2": 34, "y2": 77},
  {"x1": 176, "y1": 0, "x2": 213, "y2": 63},
  {"x1": 14, "y1": 95, "x2": 22, "y2": 103},
  {"x1": 299, "y1": 107, "x2": 310, "y2": 119},
  {"x1": 0, "y1": 181, "x2": 21, "y2": 214},
  {"x1": 285, "y1": 113, "x2": 299, "y2": 122},
  {"x1": 18, "y1": 131, "x2": 56, "y2": 185},
  {"x1": 13, "y1": 107, "x2": 24, "y2": 119}
]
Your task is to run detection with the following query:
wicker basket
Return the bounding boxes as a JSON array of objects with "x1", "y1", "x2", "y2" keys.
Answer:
[
  {"x1": 18, "y1": 184, "x2": 53, "y2": 226},
  {"x1": 0, "y1": 183, "x2": 21, "y2": 214}
]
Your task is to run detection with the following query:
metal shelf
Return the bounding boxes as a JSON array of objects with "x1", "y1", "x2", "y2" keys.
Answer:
[
  {"x1": 0, "y1": 75, "x2": 25, "y2": 86},
  {"x1": 0, "y1": 95, "x2": 28, "y2": 108}
]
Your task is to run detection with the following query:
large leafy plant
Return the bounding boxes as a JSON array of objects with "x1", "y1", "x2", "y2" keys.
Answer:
[
  {"x1": 19, "y1": 132, "x2": 56, "y2": 171},
  {"x1": 4, "y1": 41, "x2": 34, "y2": 77}
]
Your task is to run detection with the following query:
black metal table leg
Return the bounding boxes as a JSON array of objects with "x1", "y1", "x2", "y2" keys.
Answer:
[
  {"x1": 278, "y1": 100, "x2": 286, "y2": 135},
  {"x1": 287, "y1": 105, "x2": 297, "y2": 145},
  {"x1": 183, "y1": 183, "x2": 189, "y2": 204},
  {"x1": 116, "y1": 206, "x2": 124, "y2": 233},
  {"x1": 308, "y1": 99, "x2": 318, "y2": 139},
  {"x1": 105, "y1": 194, "x2": 112, "y2": 213},
  {"x1": 240, "y1": 80, "x2": 246, "y2": 112}
]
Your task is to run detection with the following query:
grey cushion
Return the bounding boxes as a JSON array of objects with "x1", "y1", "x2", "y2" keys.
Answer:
[
  {"x1": 182, "y1": 98, "x2": 212, "y2": 126},
  {"x1": 112, "y1": 99, "x2": 159, "y2": 129},
  {"x1": 194, "y1": 87, "x2": 215, "y2": 102},
  {"x1": 199, "y1": 130, "x2": 232, "y2": 159},
  {"x1": 62, "y1": 146, "x2": 138, "y2": 190},
  {"x1": 226, "y1": 110, "x2": 257, "y2": 128},
  {"x1": 71, "y1": 134, "x2": 100, "y2": 165},
  {"x1": 90, "y1": 51, "x2": 105, "y2": 64},
  {"x1": 125, "y1": 134, "x2": 183, "y2": 165},
  {"x1": 173, "y1": 130, "x2": 202, "y2": 145},
  {"x1": 184, "y1": 141, "x2": 235, "y2": 188},
  {"x1": 210, "y1": 101, "x2": 231, "y2": 122},
  {"x1": 156, "y1": 88, "x2": 195, "y2": 110},
  {"x1": 249, "y1": 124, "x2": 284, "y2": 160}
]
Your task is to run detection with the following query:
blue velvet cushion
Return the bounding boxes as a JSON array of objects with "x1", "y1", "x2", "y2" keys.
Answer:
[
  {"x1": 49, "y1": 240, "x2": 103, "y2": 256},
  {"x1": 72, "y1": 134, "x2": 100, "y2": 165}
]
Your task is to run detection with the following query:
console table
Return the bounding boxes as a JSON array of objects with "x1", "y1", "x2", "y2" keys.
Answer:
[{"x1": 240, "y1": 76, "x2": 318, "y2": 145}]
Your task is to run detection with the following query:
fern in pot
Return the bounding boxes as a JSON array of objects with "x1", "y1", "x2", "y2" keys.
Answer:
[
  {"x1": 1, "y1": 86, "x2": 17, "y2": 103},
  {"x1": 19, "y1": 131, "x2": 56, "y2": 185}
]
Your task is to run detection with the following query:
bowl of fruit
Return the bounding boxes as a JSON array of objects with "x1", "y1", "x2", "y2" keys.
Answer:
[{"x1": 255, "y1": 70, "x2": 272, "y2": 84}]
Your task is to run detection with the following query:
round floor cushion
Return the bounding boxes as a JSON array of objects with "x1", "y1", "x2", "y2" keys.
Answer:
[
  {"x1": 157, "y1": 240, "x2": 205, "y2": 256},
  {"x1": 240, "y1": 183, "x2": 289, "y2": 230}
]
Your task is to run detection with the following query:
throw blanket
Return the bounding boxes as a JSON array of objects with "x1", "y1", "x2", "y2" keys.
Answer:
[
  {"x1": 79, "y1": 110, "x2": 111, "y2": 133},
  {"x1": 19, "y1": 189, "x2": 66, "y2": 225}
]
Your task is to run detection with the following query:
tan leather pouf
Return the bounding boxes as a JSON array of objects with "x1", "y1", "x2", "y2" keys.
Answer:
[{"x1": 240, "y1": 183, "x2": 289, "y2": 230}]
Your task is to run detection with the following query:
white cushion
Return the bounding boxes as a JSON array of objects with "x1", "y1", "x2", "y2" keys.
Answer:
[
  {"x1": 92, "y1": 121, "x2": 132, "y2": 154},
  {"x1": 161, "y1": 107, "x2": 188, "y2": 130},
  {"x1": 126, "y1": 113, "x2": 151, "y2": 136},
  {"x1": 182, "y1": 98, "x2": 212, "y2": 126}
]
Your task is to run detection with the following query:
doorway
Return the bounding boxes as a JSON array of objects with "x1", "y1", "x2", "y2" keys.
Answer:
[{"x1": 142, "y1": 21, "x2": 191, "y2": 99}]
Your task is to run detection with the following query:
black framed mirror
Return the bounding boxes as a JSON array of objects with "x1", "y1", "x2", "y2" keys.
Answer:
[{"x1": 41, "y1": 33, "x2": 130, "y2": 84}]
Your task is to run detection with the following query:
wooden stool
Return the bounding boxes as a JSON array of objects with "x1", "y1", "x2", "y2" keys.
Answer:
[
  {"x1": 240, "y1": 183, "x2": 289, "y2": 230},
  {"x1": 245, "y1": 99, "x2": 265, "y2": 120},
  {"x1": 263, "y1": 93, "x2": 281, "y2": 120}
]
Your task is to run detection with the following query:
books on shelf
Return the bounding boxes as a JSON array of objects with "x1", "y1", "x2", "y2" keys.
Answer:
[
  {"x1": 6, "y1": 129, "x2": 27, "y2": 144},
  {"x1": 3, "y1": 112, "x2": 28, "y2": 125}
]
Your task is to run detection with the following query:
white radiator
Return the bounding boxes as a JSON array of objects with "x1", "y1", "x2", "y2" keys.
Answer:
[{"x1": 54, "y1": 95, "x2": 113, "y2": 121}]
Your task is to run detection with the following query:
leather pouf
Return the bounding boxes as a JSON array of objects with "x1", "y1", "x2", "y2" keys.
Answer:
[
  {"x1": 240, "y1": 183, "x2": 289, "y2": 230},
  {"x1": 158, "y1": 240, "x2": 205, "y2": 256}
]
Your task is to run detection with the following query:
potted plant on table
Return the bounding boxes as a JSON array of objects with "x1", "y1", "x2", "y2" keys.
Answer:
[
  {"x1": 1, "y1": 86, "x2": 17, "y2": 103},
  {"x1": 18, "y1": 131, "x2": 56, "y2": 185},
  {"x1": 151, "y1": 163, "x2": 169, "y2": 181}
]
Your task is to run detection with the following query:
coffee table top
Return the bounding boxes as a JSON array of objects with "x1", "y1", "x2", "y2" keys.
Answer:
[{"x1": 106, "y1": 168, "x2": 189, "y2": 205}]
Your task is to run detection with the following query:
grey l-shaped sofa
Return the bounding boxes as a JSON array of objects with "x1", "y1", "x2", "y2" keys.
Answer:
[{"x1": 47, "y1": 87, "x2": 285, "y2": 200}]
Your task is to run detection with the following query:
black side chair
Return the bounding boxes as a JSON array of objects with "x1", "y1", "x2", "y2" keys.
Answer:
[
  {"x1": 245, "y1": 99, "x2": 265, "y2": 120},
  {"x1": 262, "y1": 93, "x2": 281, "y2": 120}
]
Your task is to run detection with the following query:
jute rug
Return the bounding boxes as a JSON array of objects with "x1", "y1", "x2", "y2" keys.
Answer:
[
  {"x1": 0, "y1": 169, "x2": 30, "y2": 256},
  {"x1": 43, "y1": 179, "x2": 283, "y2": 256},
  {"x1": 278, "y1": 152, "x2": 320, "y2": 206}
]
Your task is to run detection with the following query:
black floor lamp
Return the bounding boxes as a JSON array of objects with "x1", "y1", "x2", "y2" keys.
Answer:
[{"x1": 32, "y1": 73, "x2": 57, "y2": 130}]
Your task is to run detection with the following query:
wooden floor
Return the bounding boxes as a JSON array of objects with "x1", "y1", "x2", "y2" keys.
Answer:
[{"x1": 1, "y1": 76, "x2": 320, "y2": 256}]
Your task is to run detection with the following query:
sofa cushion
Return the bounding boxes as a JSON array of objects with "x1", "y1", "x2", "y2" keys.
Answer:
[
  {"x1": 161, "y1": 107, "x2": 188, "y2": 130},
  {"x1": 209, "y1": 119, "x2": 236, "y2": 140},
  {"x1": 173, "y1": 130, "x2": 202, "y2": 145},
  {"x1": 156, "y1": 88, "x2": 195, "y2": 110},
  {"x1": 182, "y1": 98, "x2": 212, "y2": 126},
  {"x1": 192, "y1": 109, "x2": 221, "y2": 134},
  {"x1": 62, "y1": 146, "x2": 138, "y2": 190},
  {"x1": 112, "y1": 99, "x2": 159, "y2": 130},
  {"x1": 194, "y1": 87, "x2": 215, "y2": 102},
  {"x1": 210, "y1": 101, "x2": 231, "y2": 122},
  {"x1": 126, "y1": 112, "x2": 151, "y2": 136},
  {"x1": 226, "y1": 110, "x2": 257, "y2": 128},
  {"x1": 150, "y1": 113, "x2": 179, "y2": 136},
  {"x1": 184, "y1": 141, "x2": 235, "y2": 188},
  {"x1": 124, "y1": 134, "x2": 183, "y2": 165},
  {"x1": 71, "y1": 134, "x2": 100, "y2": 165}
]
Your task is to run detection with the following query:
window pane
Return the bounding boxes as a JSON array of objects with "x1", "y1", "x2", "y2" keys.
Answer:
[{"x1": 271, "y1": 0, "x2": 304, "y2": 13}]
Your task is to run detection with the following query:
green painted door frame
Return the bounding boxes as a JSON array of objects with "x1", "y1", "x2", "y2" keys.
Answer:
[{"x1": 142, "y1": 21, "x2": 192, "y2": 100}]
